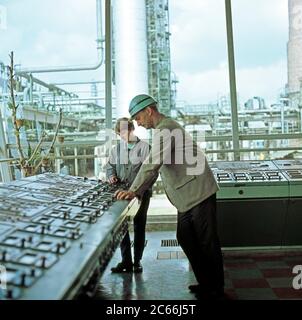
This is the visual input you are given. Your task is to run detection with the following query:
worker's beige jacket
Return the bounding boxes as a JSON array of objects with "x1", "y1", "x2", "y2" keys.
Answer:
[{"x1": 129, "y1": 116, "x2": 219, "y2": 213}]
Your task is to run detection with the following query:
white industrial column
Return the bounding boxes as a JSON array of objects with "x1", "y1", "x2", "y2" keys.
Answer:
[
  {"x1": 288, "y1": 0, "x2": 302, "y2": 93},
  {"x1": 112, "y1": 0, "x2": 149, "y2": 138}
]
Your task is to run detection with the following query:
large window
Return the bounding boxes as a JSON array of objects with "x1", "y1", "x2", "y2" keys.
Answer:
[
  {"x1": 170, "y1": 0, "x2": 302, "y2": 161},
  {"x1": 169, "y1": 0, "x2": 233, "y2": 160},
  {"x1": 232, "y1": 0, "x2": 301, "y2": 160}
]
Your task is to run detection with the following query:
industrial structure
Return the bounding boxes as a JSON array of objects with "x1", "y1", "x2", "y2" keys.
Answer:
[
  {"x1": 287, "y1": 0, "x2": 302, "y2": 95},
  {"x1": 146, "y1": 0, "x2": 173, "y2": 115},
  {"x1": 0, "y1": 0, "x2": 302, "y2": 301},
  {"x1": 1, "y1": 0, "x2": 302, "y2": 182}
]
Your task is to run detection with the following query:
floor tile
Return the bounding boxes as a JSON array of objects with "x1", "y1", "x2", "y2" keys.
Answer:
[
  {"x1": 267, "y1": 277, "x2": 293, "y2": 288},
  {"x1": 273, "y1": 288, "x2": 302, "y2": 299},
  {"x1": 235, "y1": 288, "x2": 278, "y2": 300},
  {"x1": 232, "y1": 278, "x2": 270, "y2": 289},
  {"x1": 256, "y1": 260, "x2": 289, "y2": 269},
  {"x1": 228, "y1": 268, "x2": 263, "y2": 280},
  {"x1": 261, "y1": 268, "x2": 293, "y2": 278},
  {"x1": 94, "y1": 231, "x2": 302, "y2": 300}
]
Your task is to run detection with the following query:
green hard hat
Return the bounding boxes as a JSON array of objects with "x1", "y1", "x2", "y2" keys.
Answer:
[{"x1": 129, "y1": 94, "x2": 157, "y2": 118}]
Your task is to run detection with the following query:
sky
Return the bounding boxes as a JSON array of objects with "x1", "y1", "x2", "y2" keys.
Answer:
[
  {"x1": 0, "y1": 0, "x2": 289, "y2": 107},
  {"x1": 169, "y1": 0, "x2": 288, "y2": 106}
]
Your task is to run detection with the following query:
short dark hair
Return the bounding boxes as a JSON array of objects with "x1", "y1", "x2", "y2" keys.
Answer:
[{"x1": 115, "y1": 117, "x2": 135, "y2": 134}]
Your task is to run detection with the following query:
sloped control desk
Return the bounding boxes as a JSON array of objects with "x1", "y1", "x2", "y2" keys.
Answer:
[
  {"x1": 210, "y1": 160, "x2": 302, "y2": 247},
  {"x1": 0, "y1": 173, "x2": 138, "y2": 300}
]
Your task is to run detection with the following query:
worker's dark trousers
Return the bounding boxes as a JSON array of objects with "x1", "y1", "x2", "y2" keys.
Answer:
[
  {"x1": 176, "y1": 193, "x2": 225, "y2": 292},
  {"x1": 120, "y1": 190, "x2": 151, "y2": 265}
]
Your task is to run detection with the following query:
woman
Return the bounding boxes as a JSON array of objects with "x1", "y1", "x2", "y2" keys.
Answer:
[{"x1": 105, "y1": 117, "x2": 155, "y2": 273}]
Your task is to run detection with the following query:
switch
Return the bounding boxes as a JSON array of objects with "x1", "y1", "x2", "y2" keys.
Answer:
[
  {"x1": 21, "y1": 238, "x2": 26, "y2": 248},
  {"x1": 89, "y1": 215, "x2": 95, "y2": 224},
  {"x1": 1, "y1": 250, "x2": 7, "y2": 262},
  {"x1": 20, "y1": 273, "x2": 27, "y2": 287},
  {"x1": 30, "y1": 268, "x2": 36, "y2": 277},
  {"x1": 40, "y1": 256, "x2": 47, "y2": 268},
  {"x1": 6, "y1": 289, "x2": 13, "y2": 299},
  {"x1": 56, "y1": 243, "x2": 61, "y2": 254}
]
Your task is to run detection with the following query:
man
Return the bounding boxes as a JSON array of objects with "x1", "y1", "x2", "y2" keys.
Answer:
[
  {"x1": 105, "y1": 117, "x2": 154, "y2": 273},
  {"x1": 115, "y1": 94, "x2": 225, "y2": 299}
]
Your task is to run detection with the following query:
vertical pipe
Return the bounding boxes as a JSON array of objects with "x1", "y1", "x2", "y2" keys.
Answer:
[
  {"x1": 281, "y1": 104, "x2": 285, "y2": 134},
  {"x1": 104, "y1": 0, "x2": 113, "y2": 172},
  {"x1": 74, "y1": 147, "x2": 79, "y2": 176},
  {"x1": 53, "y1": 93, "x2": 56, "y2": 111},
  {"x1": 55, "y1": 147, "x2": 60, "y2": 174},
  {"x1": 105, "y1": 0, "x2": 112, "y2": 130},
  {"x1": 96, "y1": 0, "x2": 104, "y2": 49},
  {"x1": 29, "y1": 74, "x2": 33, "y2": 105},
  {"x1": 225, "y1": 0, "x2": 240, "y2": 160},
  {"x1": 300, "y1": 106, "x2": 302, "y2": 132}
]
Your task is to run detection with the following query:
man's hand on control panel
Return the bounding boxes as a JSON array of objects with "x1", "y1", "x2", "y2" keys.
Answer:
[{"x1": 114, "y1": 190, "x2": 136, "y2": 200}]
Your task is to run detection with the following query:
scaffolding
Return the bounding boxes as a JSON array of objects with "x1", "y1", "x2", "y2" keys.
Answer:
[{"x1": 146, "y1": 0, "x2": 173, "y2": 115}]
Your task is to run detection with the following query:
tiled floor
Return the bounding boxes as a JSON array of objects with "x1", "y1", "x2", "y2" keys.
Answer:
[{"x1": 95, "y1": 231, "x2": 302, "y2": 300}]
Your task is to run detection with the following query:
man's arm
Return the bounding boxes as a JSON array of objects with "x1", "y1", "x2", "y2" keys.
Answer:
[
  {"x1": 140, "y1": 141, "x2": 159, "y2": 184},
  {"x1": 116, "y1": 129, "x2": 173, "y2": 199}
]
